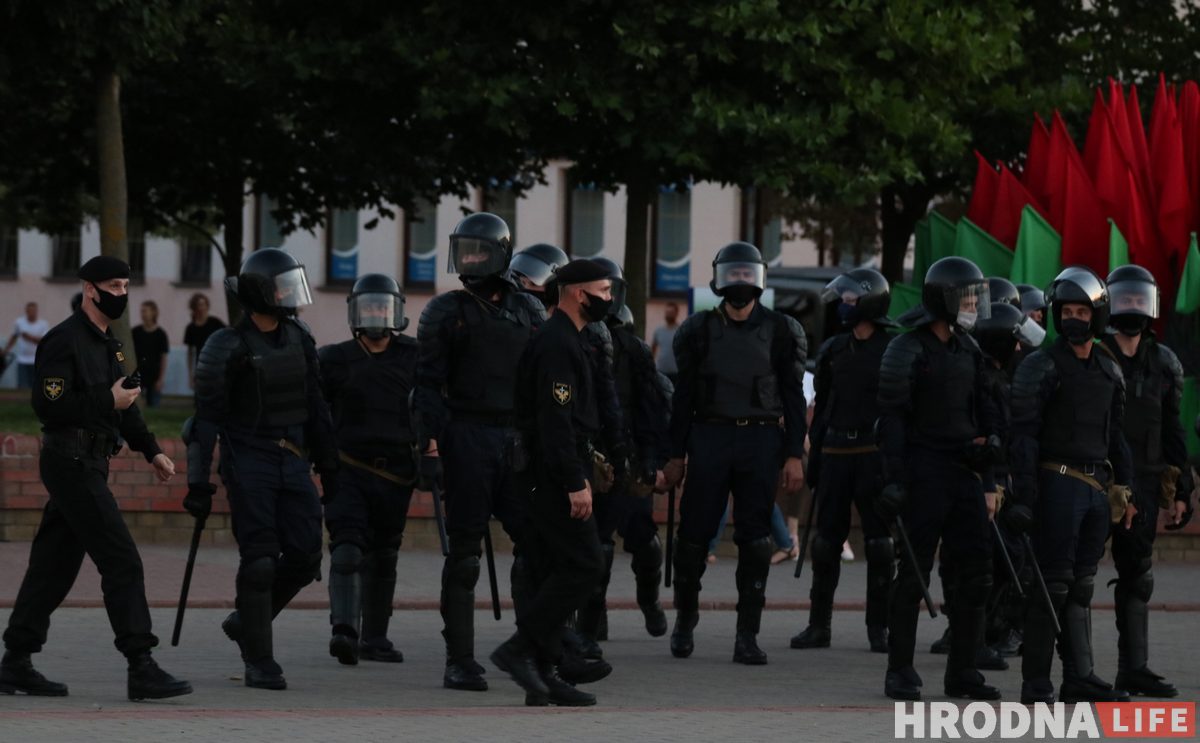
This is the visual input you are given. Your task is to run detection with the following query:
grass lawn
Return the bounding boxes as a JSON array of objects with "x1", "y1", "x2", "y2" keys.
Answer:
[{"x1": 0, "y1": 393, "x2": 191, "y2": 439}]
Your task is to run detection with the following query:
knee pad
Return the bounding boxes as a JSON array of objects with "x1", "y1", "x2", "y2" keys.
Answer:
[
  {"x1": 445, "y1": 555, "x2": 480, "y2": 590},
  {"x1": 239, "y1": 555, "x2": 277, "y2": 592},
  {"x1": 330, "y1": 543, "x2": 363, "y2": 576},
  {"x1": 739, "y1": 535, "x2": 774, "y2": 564},
  {"x1": 371, "y1": 547, "x2": 399, "y2": 580},
  {"x1": 630, "y1": 534, "x2": 663, "y2": 574},
  {"x1": 1128, "y1": 568, "x2": 1154, "y2": 603},
  {"x1": 447, "y1": 532, "x2": 483, "y2": 562},
  {"x1": 957, "y1": 560, "x2": 994, "y2": 607},
  {"x1": 811, "y1": 533, "x2": 842, "y2": 565},
  {"x1": 864, "y1": 537, "x2": 895, "y2": 565},
  {"x1": 1068, "y1": 573, "x2": 1095, "y2": 607}
]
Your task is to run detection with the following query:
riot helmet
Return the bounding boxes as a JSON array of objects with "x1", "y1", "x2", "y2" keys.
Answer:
[
  {"x1": 448, "y1": 212, "x2": 512, "y2": 280},
  {"x1": 987, "y1": 277, "x2": 1021, "y2": 308},
  {"x1": 1047, "y1": 265, "x2": 1109, "y2": 343},
  {"x1": 972, "y1": 301, "x2": 1046, "y2": 365},
  {"x1": 922, "y1": 256, "x2": 991, "y2": 330},
  {"x1": 821, "y1": 267, "x2": 891, "y2": 327},
  {"x1": 347, "y1": 273, "x2": 406, "y2": 339},
  {"x1": 233, "y1": 248, "x2": 313, "y2": 317},
  {"x1": 711, "y1": 241, "x2": 766, "y2": 309},
  {"x1": 590, "y1": 256, "x2": 627, "y2": 316},
  {"x1": 1106, "y1": 264, "x2": 1159, "y2": 337}
]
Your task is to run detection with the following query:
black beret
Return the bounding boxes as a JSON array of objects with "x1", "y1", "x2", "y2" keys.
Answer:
[
  {"x1": 78, "y1": 255, "x2": 131, "y2": 282},
  {"x1": 553, "y1": 258, "x2": 611, "y2": 286}
]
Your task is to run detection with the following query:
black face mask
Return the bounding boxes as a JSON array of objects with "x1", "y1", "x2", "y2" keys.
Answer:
[
  {"x1": 1060, "y1": 317, "x2": 1093, "y2": 346},
  {"x1": 581, "y1": 292, "x2": 612, "y2": 323},
  {"x1": 1111, "y1": 315, "x2": 1149, "y2": 337},
  {"x1": 359, "y1": 328, "x2": 390, "y2": 341},
  {"x1": 462, "y1": 274, "x2": 506, "y2": 295},
  {"x1": 91, "y1": 284, "x2": 128, "y2": 320},
  {"x1": 837, "y1": 302, "x2": 860, "y2": 327},
  {"x1": 722, "y1": 285, "x2": 761, "y2": 309}
]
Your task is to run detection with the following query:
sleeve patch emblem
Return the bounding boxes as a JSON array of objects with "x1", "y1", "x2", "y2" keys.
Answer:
[
  {"x1": 552, "y1": 382, "x2": 572, "y2": 406},
  {"x1": 43, "y1": 377, "x2": 65, "y2": 401}
]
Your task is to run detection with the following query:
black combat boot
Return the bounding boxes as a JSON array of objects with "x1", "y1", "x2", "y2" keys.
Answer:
[
  {"x1": 732, "y1": 537, "x2": 772, "y2": 665},
  {"x1": 525, "y1": 661, "x2": 597, "y2": 707},
  {"x1": 328, "y1": 542, "x2": 362, "y2": 666},
  {"x1": 790, "y1": 534, "x2": 839, "y2": 649},
  {"x1": 631, "y1": 536, "x2": 668, "y2": 637},
  {"x1": 670, "y1": 539, "x2": 707, "y2": 658},
  {"x1": 1020, "y1": 575, "x2": 1066, "y2": 705},
  {"x1": 359, "y1": 548, "x2": 404, "y2": 663},
  {"x1": 442, "y1": 555, "x2": 487, "y2": 691},
  {"x1": 127, "y1": 653, "x2": 193, "y2": 701},
  {"x1": 944, "y1": 568, "x2": 1000, "y2": 700},
  {"x1": 885, "y1": 560, "x2": 927, "y2": 701},
  {"x1": 885, "y1": 666, "x2": 924, "y2": 701},
  {"x1": 1113, "y1": 569, "x2": 1177, "y2": 697},
  {"x1": 0, "y1": 651, "x2": 68, "y2": 696},
  {"x1": 864, "y1": 537, "x2": 895, "y2": 653},
  {"x1": 490, "y1": 632, "x2": 549, "y2": 697},
  {"x1": 558, "y1": 628, "x2": 613, "y2": 684},
  {"x1": 1058, "y1": 576, "x2": 1128, "y2": 703}
]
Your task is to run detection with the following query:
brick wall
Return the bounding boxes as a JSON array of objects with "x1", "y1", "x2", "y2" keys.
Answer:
[{"x1": 2, "y1": 433, "x2": 1199, "y2": 561}]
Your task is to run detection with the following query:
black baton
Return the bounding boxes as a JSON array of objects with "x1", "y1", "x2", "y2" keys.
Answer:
[
  {"x1": 1022, "y1": 533, "x2": 1060, "y2": 635},
  {"x1": 171, "y1": 515, "x2": 206, "y2": 646},
  {"x1": 794, "y1": 485, "x2": 818, "y2": 579},
  {"x1": 664, "y1": 485, "x2": 677, "y2": 587},
  {"x1": 894, "y1": 514, "x2": 937, "y2": 618},
  {"x1": 991, "y1": 520, "x2": 1025, "y2": 599}
]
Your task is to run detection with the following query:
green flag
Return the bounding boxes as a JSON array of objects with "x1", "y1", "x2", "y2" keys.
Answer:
[
  {"x1": 954, "y1": 217, "x2": 1013, "y2": 277},
  {"x1": 1176, "y1": 233, "x2": 1200, "y2": 314},
  {"x1": 1010, "y1": 205, "x2": 1061, "y2": 289},
  {"x1": 912, "y1": 217, "x2": 932, "y2": 286},
  {"x1": 930, "y1": 211, "x2": 956, "y2": 267},
  {"x1": 888, "y1": 282, "x2": 922, "y2": 322},
  {"x1": 1181, "y1": 377, "x2": 1200, "y2": 458},
  {"x1": 1108, "y1": 219, "x2": 1129, "y2": 272}
]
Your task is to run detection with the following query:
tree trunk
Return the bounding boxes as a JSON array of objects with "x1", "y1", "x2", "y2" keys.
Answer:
[
  {"x1": 220, "y1": 177, "x2": 245, "y2": 324},
  {"x1": 623, "y1": 179, "x2": 653, "y2": 334},
  {"x1": 879, "y1": 182, "x2": 934, "y2": 285},
  {"x1": 95, "y1": 65, "x2": 136, "y2": 373}
]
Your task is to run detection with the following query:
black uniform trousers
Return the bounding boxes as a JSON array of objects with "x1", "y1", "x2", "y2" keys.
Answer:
[
  {"x1": 4, "y1": 449, "x2": 156, "y2": 657},
  {"x1": 594, "y1": 479, "x2": 659, "y2": 553},
  {"x1": 1109, "y1": 473, "x2": 1160, "y2": 578},
  {"x1": 324, "y1": 460, "x2": 415, "y2": 552},
  {"x1": 220, "y1": 433, "x2": 322, "y2": 566},
  {"x1": 815, "y1": 446, "x2": 890, "y2": 543},
  {"x1": 440, "y1": 420, "x2": 528, "y2": 555},
  {"x1": 678, "y1": 423, "x2": 783, "y2": 546},
  {"x1": 888, "y1": 447, "x2": 992, "y2": 670},
  {"x1": 516, "y1": 478, "x2": 604, "y2": 660}
]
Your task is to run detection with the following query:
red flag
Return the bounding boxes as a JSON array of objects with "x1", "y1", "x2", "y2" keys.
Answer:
[
  {"x1": 1023, "y1": 114, "x2": 1052, "y2": 211},
  {"x1": 1047, "y1": 111, "x2": 1108, "y2": 275},
  {"x1": 1105, "y1": 79, "x2": 1139, "y2": 173},
  {"x1": 966, "y1": 151, "x2": 999, "y2": 233},
  {"x1": 1180, "y1": 81, "x2": 1200, "y2": 233},
  {"x1": 1149, "y1": 74, "x2": 1193, "y2": 264},
  {"x1": 989, "y1": 163, "x2": 1039, "y2": 248},
  {"x1": 1125, "y1": 83, "x2": 1156, "y2": 212}
]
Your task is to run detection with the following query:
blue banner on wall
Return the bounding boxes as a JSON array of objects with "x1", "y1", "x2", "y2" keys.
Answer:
[
  {"x1": 407, "y1": 252, "x2": 436, "y2": 284},
  {"x1": 330, "y1": 248, "x2": 358, "y2": 282},
  {"x1": 655, "y1": 258, "x2": 690, "y2": 293}
]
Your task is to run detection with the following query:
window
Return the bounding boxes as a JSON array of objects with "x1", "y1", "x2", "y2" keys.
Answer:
[
  {"x1": 128, "y1": 218, "x2": 146, "y2": 283},
  {"x1": 0, "y1": 223, "x2": 17, "y2": 278},
  {"x1": 566, "y1": 181, "x2": 604, "y2": 258},
  {"x1": 179, "y1": 231, "x2": 212, "y2": 285},
  {"x1": 404, "y1": 199, "x2": 437, "y2": 290},
  {"x1": 482, "y1": 184, "x2": 518, "y2": 244},
  {"x1": 740, "y1": 186, "x2": 783, "y2": 266},
  {"x1": 51, "y1": 231, "x2": 81, "y2": 279},
  {"x1": 325, "y1": 209, "x2": 358, "y2": 286},
  {"x1": 255, "y1": 195, "x2": 285, "y2": 250},
  {"x1": 651, "y1": 187, "x2": 691, "y2": 294}
]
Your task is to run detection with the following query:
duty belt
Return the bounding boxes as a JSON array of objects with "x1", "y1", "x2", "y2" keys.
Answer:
[
  {"x1": 338, "y1": 451, "x2": 416, "y2": 486},
  {"x1": 277, "y1": 438, "x2": 307, "y2": 459},
  {"x1": 450, "y1": 411, "x2": 516, "y2": 427},
  {"x1": 822, "y1": 444, "x2": 879, "y2": 455},
  {"x1": 1040, "y1": 461, "x2": 1106, "y2": 492},
  {"x1": 698, "y1": 417, "x2": 780, "y2": 427},
  {"x1": 43, "y1": 429, "x2": 118, "y2": 460}
]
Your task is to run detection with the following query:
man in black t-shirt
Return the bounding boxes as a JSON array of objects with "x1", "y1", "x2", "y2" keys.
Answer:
[
  {"x1": 183, "y1": 292, "x2": 225, "y2": 389},
  {"x1": 132, "y1": 301, "x2": 170, "y2": 407}
]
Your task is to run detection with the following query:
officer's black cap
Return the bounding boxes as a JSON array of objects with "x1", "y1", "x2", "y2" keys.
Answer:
[
  {"x1": 77, "y1": 255, "x2": 131, "y2": 282},
  {"x1": 553, "y1": 258, "x2": 611, "y2": 286}
]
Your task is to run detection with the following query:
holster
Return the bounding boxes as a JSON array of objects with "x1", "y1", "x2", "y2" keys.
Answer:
[
  {"x1": 1108, "y1": 484, "x2": 1133, "y2": 524},
  {"x1": 1159, "y1": 465, "x2": 1181, "y2": 510}
]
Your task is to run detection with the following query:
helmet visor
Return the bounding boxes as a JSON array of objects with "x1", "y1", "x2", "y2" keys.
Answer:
[
  {"x1": 508, "y1": 252, "x2": 556, "y2": 287},
  {"x1": 713, "y1": 261, "x2": 765, "y2": 291},
  {"x1": 1014, "y1": 314, "x2": 1047, "y2": 348},
  {"x1": 349, "y1": 292, "x2": 404, "y2": 331},
  {"x1": 1108, "y1": 280, "x2": 1159, "y2": 319},
  {"x1": 944, "y1": 280, "x2": 991, "y2": 322},
  {"x1": 271, "y1": 266, "x2": 313, "y2": 308},
  {"x1": 608, "y1": 276, "x2": 628, "y2": 311},
  {"x1": 449, "y1": 236, "x2": 508, "y2": 277},
  {"x1": 821, "y1": 273, "x2": 870, "y2": 304}
]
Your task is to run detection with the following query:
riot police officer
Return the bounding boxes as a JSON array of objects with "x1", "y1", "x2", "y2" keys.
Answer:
[
  {"x1": 1016, "y1": 284, "x2": 1047, "y2": 328},
  {"x1": 988, "y1": 277, "x2": 1022, "y2": 308},
  {"x1": 1100, "y1": 265, "x2": 1191, "y2": 697},
  {"x1": 413, "y1": 213, "x2": 546, "y2": 692},
  {"x1": 1, "y1": 256, "x2": 191, "y2": 701},
  {"x1": 491, "y1": 258, "x2": 617, "y2": 706},
  {"x1": 663, "y1": 241, "x2": 808, "y2": 665},
  {"x1": 876, "y1": 256, "x2": 1001, "y2": 701},
  {"x1": 575, "y1": 257, "x2": 672, "y2": 645},
  {"x1": 184, "y1": 248, "x2": 339, "y2": 691},
  {"x1": 508, "y1": 243, "x2": 569, "y2": 309},
  {"x1": 318, "y1": 274, "x2": 416, "y2": 666},
  {"x1": 1009, "y1": 266, "x2": 1136, "y2": 704},
  {"x1": 790, "y1": 268, "x2": 894, "y2": 654}
]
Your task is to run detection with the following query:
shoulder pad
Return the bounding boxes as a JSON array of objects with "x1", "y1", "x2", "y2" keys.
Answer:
[
  {"x1": 506, "y1": 290, "x2": 549, "y2": 323},
  {"x1": 317, "y1": 339, "x2": 357, "y2": 367},
  {"x1": 672, "y1": 311, "x2": 708, "y2": 354},
  {"x1": 418, "y1": 292, "x2": 463, "y2": 338},
  {"x1": 897, "y1": 305, "x2": 934, "y2": 328},
  {"x1": 287, "y1": 316, "x2": 316, "y2": 342},
  {"x1": 392, "y1": 333, "x2": 418, "y2": 349},
  {"x1": 776, "y1": 311, "x2": 809, "y2": 366},
  {"x1": 816, "y1": 332, "x2": 850, "y2": 367},
  {"x1": 877, "y1": 332, "x2": 923, "y2": 411},
  {"x1": 1093, "y1": 344, "x2": 1125, "y2": 386},
  {"x1": 1156, "y1": 342, "x2": 1184, "y2": 380},
  {"x1": 955, "y1": 329, "x2": 984, "y2": 356},
  {"x1": 586, "y1": 321, "x2": 615, "y2": 363},
  {"x1": 1011, "y1": 349, "x2": 1056, "y2": 402}
]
